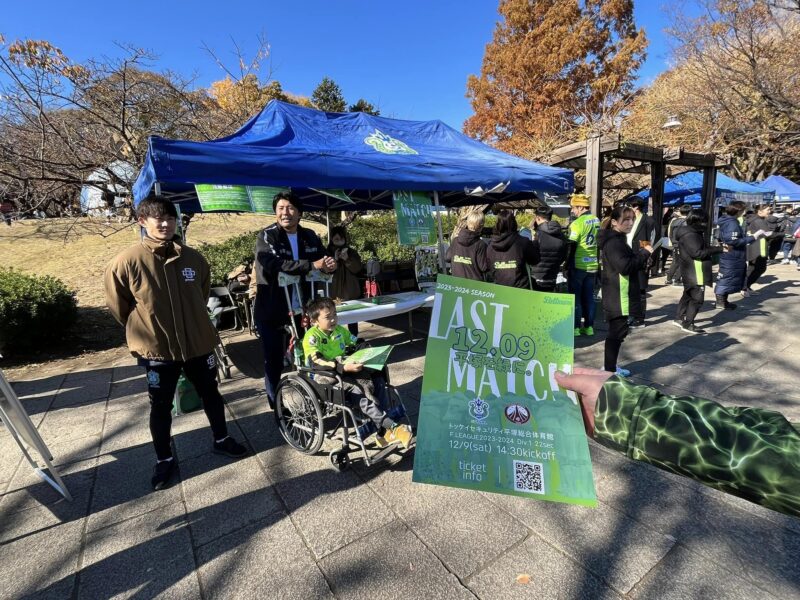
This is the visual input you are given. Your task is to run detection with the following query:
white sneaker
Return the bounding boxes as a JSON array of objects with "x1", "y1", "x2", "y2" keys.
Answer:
[
  {"x1": 781, "y1": 258, "x2": 790, "y2": 265},
  {"x1": 741, "y1": 289, "x2": 751, "y2": 297}
]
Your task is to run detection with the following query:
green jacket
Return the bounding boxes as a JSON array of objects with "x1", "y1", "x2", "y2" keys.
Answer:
[{"x1": 595, "y1": 376, "x2": 800, "y2": 518}]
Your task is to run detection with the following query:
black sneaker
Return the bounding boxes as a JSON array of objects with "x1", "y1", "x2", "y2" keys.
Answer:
[
  {"x1": 680, "y1": 323, "x2": 704, "y2": 335},
  {"x1": 213, "y1": 436, "x2": 249, "y2": 458},
  {"x1": 151, "y1": 459, "x2": 176, "y2": 491},
  {"x1": 629, "y1": 320, "x2": 646, "y2": 329}
]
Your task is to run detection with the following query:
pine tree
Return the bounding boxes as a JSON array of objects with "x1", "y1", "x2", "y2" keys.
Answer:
[{"x1": 311, "y1": 76, "x2": 347, "y2": 112}]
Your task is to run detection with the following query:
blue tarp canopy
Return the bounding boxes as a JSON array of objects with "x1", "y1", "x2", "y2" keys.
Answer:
[
  {"x1": 133, "y1": 100, "x2": 574, "y2": 212},
  {"x1": 756, "y1": 175, "x2": 800, "y2": 202},
  {"x1": 638, "y1": 171, "x2": 774, "y2": 206}
]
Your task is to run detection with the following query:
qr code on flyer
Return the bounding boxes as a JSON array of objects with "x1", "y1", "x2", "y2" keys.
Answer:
[{"x1": 514, "y1": 460, "x2": 545, "y2": 494}]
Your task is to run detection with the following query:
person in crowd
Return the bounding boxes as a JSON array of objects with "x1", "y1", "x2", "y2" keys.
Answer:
[
  {"x1": 253, "y1": 191, "x2": 336, "y2": 408},
  {"x1": 655, "y1": 207, "x2": 674, "y2": 276},
  {"x1": 672, "y1": 211, "x2": 724, "y2": 334},
  {"x1": 625, "y1": 198, "x2": 655, "y2": 329},
  {"x1": 303, "y1": 297, "x2": 413, "y2": 448},
  {"x1": 226, "y1": 264, "x2": 252, "y2": 294},
  {"x1": 664, "y1": 204, "x2": 692, "y2": 286},
  {"x1": 743, "y1": 204, "x2": 774, "y2": 296},
  {"x1": 781, "y1": 208, "x2": 800, "y2": 265},
  {"x1": 487, "y1": 210, "x2": 541, "y2": 289},
  {"x1": 446, "y1": 211, "x2": 490, "y2": 281},
  {"x1": 530, "y1": 206, "x2": 568, "y2": 292},
  {"x1": 327, "y1": 225, "x2": 364, "y2": 335},
  {"x1": 766, "y1": 206, "x2": 787, "y2": 261},
  {"x1": 598, "y1": 204, "x2": 653, "y2": 377},
  {"x1": 104, "y1": 197, "x2": 248, "y2": 491},
  {"x1": 566, "y1": 194, "x2": 600, "y2": 336},
  {"x1": 715, "y1": 201, "x2": 757, "y2": 310},
  {"x1": 554, "y1": 367, "x2": 800, "y2": 518},
  {"x1": 1, "y1": 200, "x2": 14, "y2": 226}
]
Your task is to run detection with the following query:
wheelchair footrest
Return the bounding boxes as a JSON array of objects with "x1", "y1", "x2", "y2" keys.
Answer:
[{"x1": 355, "y1": 405, "x2": 406, "y2": 441}]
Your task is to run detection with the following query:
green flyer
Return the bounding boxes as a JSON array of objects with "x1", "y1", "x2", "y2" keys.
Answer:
[
  {"x1": 393, "y1": 191, "x2": 435, "y2": 245},
  {"x1": 194, "y1": 184, "x2": 287, "y2": 213},
  {"x1": 344, "y1": 345, "x2": 393, "y2": 370},
  {"x1": 195, "y1": 184, "x2": 252, "y2": 212},
  {"x1": 247, "y1": 186, "x2": 287, "y2": 213},
  {"x1": 412, "y1": 275, "x2": 596, "y2": 507}
]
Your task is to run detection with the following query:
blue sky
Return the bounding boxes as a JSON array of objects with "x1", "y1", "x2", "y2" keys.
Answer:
[{"x1": 2, "y1": 1, "x2": 676, "y2": 129}]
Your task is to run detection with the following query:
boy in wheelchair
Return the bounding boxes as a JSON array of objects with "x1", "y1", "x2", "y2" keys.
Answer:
[{"x1": 302, "y1": 297, "x2": 413, "y2": 449}]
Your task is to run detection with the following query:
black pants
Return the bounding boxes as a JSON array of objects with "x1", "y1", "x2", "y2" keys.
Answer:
[
  {"x1": 256, "y1": 315, "x2": 303, "y2": 403},
  {"x1": 630, "y1": 271, "x2": 648, "y2": 321},
  {"x1": 659, "y1": 248, "x2": 671, "y2": 272},
  {"x1": 144, "y1": 353, "x2": 228, "y2": 461},
  {"x1": 316, "y1": 371, "x2": 392, "y2": 430},
  {"x1": 746, "y1": 256, "x2": 767, "y2": 289},
  {"x1": 667, "y1": 249, "x2": 682, "y2": 282},
  {"x1": 677, "y1": 285, "x2": 704, "y2": 325},
  {"x1": 604, "y1": 316, "x2": 630, "y2": 373},
  {"x1": 533, "y1": 282, "x2": 556, "y2": 292}
]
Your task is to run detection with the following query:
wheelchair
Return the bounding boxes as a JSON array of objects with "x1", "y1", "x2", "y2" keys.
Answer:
[{"x1": 272, "y1": 272, "x2": 413, "y2": 472}]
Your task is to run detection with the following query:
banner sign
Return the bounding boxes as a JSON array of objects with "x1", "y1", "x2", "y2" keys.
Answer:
[
  {"x1": 412, "y1": 275, "x2": 596, "y2": 507},
  {"x1": 393, "y1": 191, "x2": 435, "y2": 245},
  {"x1": 195, "y1": 184, "x2": 290, "y2": 213}
]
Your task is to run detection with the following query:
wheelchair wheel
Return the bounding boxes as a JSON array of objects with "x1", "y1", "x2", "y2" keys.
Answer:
[
  {"x1": 329, "y1": 449, "x2": 350, "y2": 472},
  {"x1": 274, "y1": 375, "x2": 325, "y2": 454}
]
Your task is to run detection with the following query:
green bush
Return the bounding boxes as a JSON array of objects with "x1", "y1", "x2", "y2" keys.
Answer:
[
  {"x1": 197, "y1": 231, "x2": 259, "y2": 286},
  {"x1": 0, "y1": 268, "x2": 78, "y2": 356},
  {"x1": 345, "y1": 211, "x2": 461, "y2": 262}
]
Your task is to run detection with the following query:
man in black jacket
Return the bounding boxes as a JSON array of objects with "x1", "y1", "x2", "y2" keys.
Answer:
[
  {"x1": 673, "y1": 212, "x2": 723, "y2": 334},
  {"x1": 664, "y1": 204, "x2": 692, "y2": 285},
  {"x1": 744, "y1": 204, "x2": 774, "y2": 295},
  {"x1": 625, "y1": 198, "x2": 655, "y2": 328},
  {"x1": 254, "y1": 192, "x2": 336, "y2": 406},
  {"x1": 446, "y1": 211, "x2": 490, "y2": 281},
  {"x1": 530, "y1": 206, "x2": 567, "y2": 291}
]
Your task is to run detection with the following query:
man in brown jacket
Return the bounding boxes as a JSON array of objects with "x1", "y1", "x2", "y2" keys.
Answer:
[{"x1": 105, "y1": 197, "x2": 247, "y2": 490}]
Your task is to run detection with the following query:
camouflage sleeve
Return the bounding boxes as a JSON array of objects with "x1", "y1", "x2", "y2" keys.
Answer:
[{"x1": 594, "y1": 375, "x2": 800, "y2": 518}]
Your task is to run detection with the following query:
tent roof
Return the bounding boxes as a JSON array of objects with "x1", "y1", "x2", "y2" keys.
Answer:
[
  {"x1": 638, "y1": 170, "x2": 774, "y2": 205},
  {"x1": 757, "y1": 174, "x2": 800, "y2": 201},
  {"x1": 133, "y1": 100, "x2": 573, "y2": 212}
]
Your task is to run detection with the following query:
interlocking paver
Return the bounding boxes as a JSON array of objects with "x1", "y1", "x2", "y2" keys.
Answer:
[{"x1": 1, "y1": 264, "x2": 799, "y2": 598}]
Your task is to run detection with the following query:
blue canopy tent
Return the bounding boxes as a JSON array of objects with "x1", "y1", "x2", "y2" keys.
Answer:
[
  {"x1": 638, "y1": 171, "x2": 774, "y2": 206},
  {"x1": 756, "y1": 175, "x2": 800, "y2": 203},
  {"x1": 133, "y1": 100, "x2": 573, "y2": 212}
]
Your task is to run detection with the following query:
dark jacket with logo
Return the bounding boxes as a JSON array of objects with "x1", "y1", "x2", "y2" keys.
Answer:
[
  {"x1": 254, "y1": 223, "x2": 325, "y2": 326},
  {"x1": 599, "y1": 228, "x2": 650, "y2": 319},
  {"x1": 715, "y1": 215, "x2": 753, "y2": 295},
  {"x1": 531, "y1": 220, "x2": 567, "y2": 287},
  {"x1": 105, "y1": 236, "x2": 217, "y2": 361},
  {"x1": 675, "y1": 224, "x2": 722, "y2": 287},
  {"x1": 487, "y1": 231, "x2": 540, "y2": 289},
  {"x1": 446, "y1": 228, "x2": 490, "y2": 281}
]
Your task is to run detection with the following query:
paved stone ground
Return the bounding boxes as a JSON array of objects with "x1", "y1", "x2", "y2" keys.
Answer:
[{"x1": 2, "y1": 263, "x2": 799, "y2": 599}]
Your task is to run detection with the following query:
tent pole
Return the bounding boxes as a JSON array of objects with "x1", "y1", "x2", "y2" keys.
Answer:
[
  {"x1": 433, "y1": 191, "x2": 445, "y2": 271},
  {"x1": 326, "y1": 199, "x2": 331, "y2": 240}
]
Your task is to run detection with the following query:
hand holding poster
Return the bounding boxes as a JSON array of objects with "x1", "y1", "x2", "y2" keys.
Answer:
[{"x1": 412, "y1": 275, "x2": 596, "y2": 507}]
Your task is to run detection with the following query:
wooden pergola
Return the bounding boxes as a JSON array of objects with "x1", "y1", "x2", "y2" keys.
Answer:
[{"x1": 547, "y1": 134, "x2": 730, "y2": 239}]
